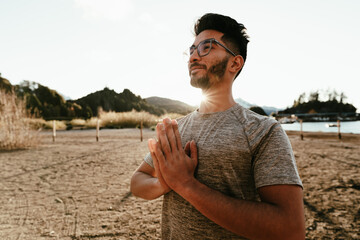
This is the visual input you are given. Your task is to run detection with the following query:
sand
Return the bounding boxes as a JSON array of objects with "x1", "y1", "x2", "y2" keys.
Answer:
[{"x1": 0, "y1": 128, "x2": 359, "y2": 239}]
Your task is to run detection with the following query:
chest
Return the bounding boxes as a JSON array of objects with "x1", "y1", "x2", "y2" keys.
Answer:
[{"x1": 179, "y1": 121, "x2": 254, "y2": 197}]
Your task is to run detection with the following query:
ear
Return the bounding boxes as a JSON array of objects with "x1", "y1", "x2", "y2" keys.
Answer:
[{"x1": 229, "y1": 55, "x2": 244, "y2": 75}]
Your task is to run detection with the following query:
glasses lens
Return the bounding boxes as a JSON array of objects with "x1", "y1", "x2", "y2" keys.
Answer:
[
  {"x1": 189, "y1": 46, "x2": 195, "y2": 56},
  {"x1": 198, "y1": 40, "x2": 212, "y2": 57}
]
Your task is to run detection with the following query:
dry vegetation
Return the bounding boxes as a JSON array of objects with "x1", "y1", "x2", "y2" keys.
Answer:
[
  {"x1": 98, "y1": 110, "x2": 158, "y2": 129},
  {"x1": 28, "y1": 111, "x2": 185, "y2": 131},
  {"x1": 0, "y1": 90, "x2": 39, "y2": 150},
  {"x1": 95, "y1": 111, "x2": 183, "y2": 129}
]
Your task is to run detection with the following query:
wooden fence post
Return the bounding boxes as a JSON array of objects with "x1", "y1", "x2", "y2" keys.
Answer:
[
  {"x1": 300, "y1": 119, "x2": 303, "y2": 140},
  {"x1": 52, "y1": 120, "x2": 56, "y2": 142},
  {"x1": 337, "y1": 120, "x2": 341, "y2": 139},
  {"x1": 96, "y1": 118, "x2": 100, "y2": 142},
  {"x1": 140, "y1": 121, "x2": 143, "y2": 142}
]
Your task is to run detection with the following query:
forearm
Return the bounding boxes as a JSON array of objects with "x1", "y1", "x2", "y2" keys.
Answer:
[
  {"x1": 177, "y1": 179, "x2": 304, "y2": 240},
  {"x1": 130, "y1": 171, "x2": 167, "y2": 200}
]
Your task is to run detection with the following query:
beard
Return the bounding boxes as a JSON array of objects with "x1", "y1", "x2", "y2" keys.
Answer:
[{"x1": 190, "y1": 56, "x2": 230, "y2": 90}]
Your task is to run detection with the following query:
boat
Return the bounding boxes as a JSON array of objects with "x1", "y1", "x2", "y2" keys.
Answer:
[
  {"x1": 278, "y1": 117, "x2": 296, "y2": 124},
  {"x1": 326, "y1": 123, "x2": 338, "y2": 128}
]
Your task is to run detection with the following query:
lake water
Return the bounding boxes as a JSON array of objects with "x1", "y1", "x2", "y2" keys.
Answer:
[{"x1": 281, "y1": 121, "x2": 360, "y2": 134}]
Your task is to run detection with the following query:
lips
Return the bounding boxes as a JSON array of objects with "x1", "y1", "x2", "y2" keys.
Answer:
[{"x1": 189, "y1": 63, "x2": 206, "y2": 73}]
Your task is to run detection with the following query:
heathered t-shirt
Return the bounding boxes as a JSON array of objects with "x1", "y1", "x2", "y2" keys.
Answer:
[{"x1": 144, "y1": 103, "x2": 302, "y2": 240}]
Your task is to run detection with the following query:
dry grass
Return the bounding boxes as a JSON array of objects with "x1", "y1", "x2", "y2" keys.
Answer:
[
  {"x1": 27, "y1": 118, "x2": 67, "y2": 130},
  {"x1": 43, "y1": 120, "x2": 67, "y2": 130},
  {"x1": 159, "y1": 113, "x2": 185, "y2": 121},
  {"x1": 70, "y1": 118, "x2": 86, "y2": 127},
  {"x1": 0, "y1": 90, "x2": 40, "y2": 150},
  {"x1": 96, "y1": 111, "x2": 185, "y2": 129},
  {"x1": 98, "y1": 110, "x2": 158, "y2": 128},
  {"x1": 9, "y1": 109, "x2": 186, "y2": 133}
]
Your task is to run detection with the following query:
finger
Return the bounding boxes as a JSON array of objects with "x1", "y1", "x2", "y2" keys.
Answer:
[
  {"x1": 150, "y1": 148, "x2": 168, "y2": 188},
  {"x1": 148, "y1": 138, "x2": 154, "y2": 152},
  {"x1": 156, "y1": 123, "x2": 171, "y2": 157},
  {"x1": 150, "y1": 149, "x2": 160, "y2": 177},
  {"x1": 184, "y1": 141, "x2": 191, "y2": 157},
  {"x1": 190, "y1": 140, "x2": 198, "y2": 166},
  {"x1": 148, "y1": 138, "x2": 160, "y2": 162},
  {"x1": 156, "y1": 124, "x2": 161, "y2": 145},
  {"x1": 163, "y1": 118, "x2": 178, "y2": 152},
  {"x1": 172, "y1": 119, "x2": 183, "y2": 151},
  {"x1": 152, "y1": 135, "x2": 167, "y2": 167},
  {"x1": 150, "y1": 139, "x2": 170, "y2": 191}
]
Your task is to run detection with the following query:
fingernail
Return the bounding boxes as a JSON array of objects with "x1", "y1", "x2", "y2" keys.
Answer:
[
  {"x1": 164, "y1": 118, "x2": 171, "y2": 124},
  {"x1": 152, "y1": 139, "x2": 158, "y2": 147},
  {"x1": 171, "y1": 119, "x2": 178, "y2": 125}
]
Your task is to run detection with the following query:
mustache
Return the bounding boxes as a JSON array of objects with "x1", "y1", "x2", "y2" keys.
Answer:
[{"x1": 189, "y1": 63, "x2": 207, "y2": 70}]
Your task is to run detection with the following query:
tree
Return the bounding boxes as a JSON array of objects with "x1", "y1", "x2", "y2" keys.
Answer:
[
  {"x1": 279, "y1": 89, "x2": 356, "y2": 115},
  {"x1": 309, "y1": 91, "x2": 319, "y2": 102},
  {"x1": 339, "y1": 92, "x2": 347, "y2": 104}
]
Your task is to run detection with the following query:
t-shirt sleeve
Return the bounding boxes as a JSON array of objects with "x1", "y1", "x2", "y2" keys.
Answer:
[
  {"x1": 252, "y1": 123, "x2": 303, "y2": 189},
  {"x1": 144, "y1": 152, "x2": 154, "y2": 168}
]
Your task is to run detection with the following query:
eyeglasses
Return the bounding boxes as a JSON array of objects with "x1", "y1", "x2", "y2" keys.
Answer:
[{"x1": 189, "y1": 38, "x2": 236, "y2": 57}]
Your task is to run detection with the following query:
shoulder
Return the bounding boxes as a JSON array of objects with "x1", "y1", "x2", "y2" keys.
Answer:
[
  {"x1": 230, "y1": 104, "x2": 284, "y2": 149},
  {"x1": 176, "y1": 110, "x2": 196, "y2": 125},
  {"x1": 230, "y1": 103, "x2": 278, "y2": 132}
]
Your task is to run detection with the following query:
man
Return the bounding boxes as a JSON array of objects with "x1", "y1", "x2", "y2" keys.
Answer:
[{"x1": 131, "y1": 13, "x2": 305, "y2": 239}]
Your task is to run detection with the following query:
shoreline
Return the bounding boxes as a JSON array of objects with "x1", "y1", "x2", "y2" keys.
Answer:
[{"x1": 285, "y1": 130, "x2": 360, "y2": 140}]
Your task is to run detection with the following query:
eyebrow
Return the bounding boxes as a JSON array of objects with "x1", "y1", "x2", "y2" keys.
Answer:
[{"x1": 190, "y1": 38, "x2": 211, "y2": 48}]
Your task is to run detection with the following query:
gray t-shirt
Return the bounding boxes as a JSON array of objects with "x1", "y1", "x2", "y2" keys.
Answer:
[{"x1": 144, "y1": 103, "x2": 302, "y2": 239}]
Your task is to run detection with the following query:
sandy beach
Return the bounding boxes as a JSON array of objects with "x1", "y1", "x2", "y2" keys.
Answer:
[{"x1": 0, "y1": 128, "x2": 359, "y2": 239}]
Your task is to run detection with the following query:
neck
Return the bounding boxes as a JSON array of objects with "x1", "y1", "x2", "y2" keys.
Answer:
[{"x1": 198, "y1": 82, "x2": 236, "y2": 114}]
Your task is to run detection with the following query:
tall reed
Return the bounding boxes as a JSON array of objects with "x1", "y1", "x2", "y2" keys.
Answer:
[{"x1": 0, "y1": 90, "x2": 39, "y2": 150}]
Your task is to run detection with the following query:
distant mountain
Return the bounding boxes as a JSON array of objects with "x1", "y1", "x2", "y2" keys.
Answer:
[
  {"x1": 261, "y1": 106, "x2": 282, "y2": 116},
  {"x1": 235, "y1": 98, "x2": 281, "y2": 115},
  {"x1": 146, "y1": 97, "x2": 196, "y2": 115},
  {"x1": 2, "y1": 73, "x2": 280, "y2": 119},
  {"x1": 72, "y1": 88, "x2": 165, "y2": 117},
  {"x1": 1, "y1": 75, "x2": 194, "y2": 118},
  {"x1": 235, "y1": 98, "x2": 254, "y2": 109}
]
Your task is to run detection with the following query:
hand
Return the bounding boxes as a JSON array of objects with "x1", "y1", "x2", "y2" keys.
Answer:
[
  {"x1": 150, "y1": 118, "x2": 198, "y2": 192},
  {"x1": 148, "y1": 138, "x2": 171, "y2": 195}
]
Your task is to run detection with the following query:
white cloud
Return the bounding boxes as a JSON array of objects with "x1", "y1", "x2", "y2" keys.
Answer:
[{"x1": 74, "y1": 0, "x2": 134, "y2": 21}]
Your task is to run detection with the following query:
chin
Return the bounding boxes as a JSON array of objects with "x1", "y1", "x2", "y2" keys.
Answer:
[{"x1": 191, "y1": 78, "x2": 210, "y2": 90}]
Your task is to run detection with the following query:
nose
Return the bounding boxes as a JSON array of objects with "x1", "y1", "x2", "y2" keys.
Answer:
[{"x1": 189, "y1": 49, "x2": 200, "y2": 63}]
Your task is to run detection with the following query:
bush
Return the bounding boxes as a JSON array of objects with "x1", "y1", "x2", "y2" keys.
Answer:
[{"x1": 0, "y1": 90, "x2": 40, "y2": 150}]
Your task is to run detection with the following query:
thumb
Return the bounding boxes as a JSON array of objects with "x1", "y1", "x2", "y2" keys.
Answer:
[{"x1": 190, "y1": 140, "x2": 198, "y2": 165}]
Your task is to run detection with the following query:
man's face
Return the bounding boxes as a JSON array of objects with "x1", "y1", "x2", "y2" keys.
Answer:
[{"x1": 188, "y1": 30, "x2": 231, "y2": 90}]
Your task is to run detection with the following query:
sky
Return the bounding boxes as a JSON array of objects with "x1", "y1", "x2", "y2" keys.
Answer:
[{"x1": 0, "y1": 0, "x2": 359, "y2": 111}]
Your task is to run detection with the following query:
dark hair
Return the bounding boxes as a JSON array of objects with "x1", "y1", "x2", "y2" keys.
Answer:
[{"x1": 194, "y1": 13, "x2": 249, "y2": 78}]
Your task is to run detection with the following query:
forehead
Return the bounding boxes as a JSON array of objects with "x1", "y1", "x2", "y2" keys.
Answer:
[{"x1": 193, "y1": 30, "x2": 224, "y2": 45}]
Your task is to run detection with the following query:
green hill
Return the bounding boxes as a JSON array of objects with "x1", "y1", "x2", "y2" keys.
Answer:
[
  {"x1": 72, "y1": 88, "x2": 165, "y2": 117},
  {"x1": 0, "y1": 74, "x2": 198, "y2": 119},
  {"x1": 0, "y1": 74, "x2": 13, "y2": 92}
]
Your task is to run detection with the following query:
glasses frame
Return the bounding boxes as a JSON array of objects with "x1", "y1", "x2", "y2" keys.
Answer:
[{"x1": 189, "y1": 38, "x2": 236, "y2": 57}]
